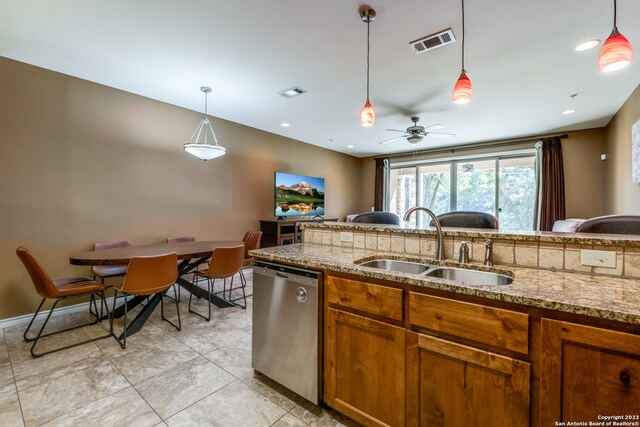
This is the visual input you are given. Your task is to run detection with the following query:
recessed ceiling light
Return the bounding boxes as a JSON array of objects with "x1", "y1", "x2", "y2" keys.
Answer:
[
  {"x1": 575, "y1": 39, "x2": 600, "y2": 51},
  {"x1": 347, "y1": 145, "x2": 354, "y2": 149},
  {"x1": 280, "y1": 122, "x2": 290, "y2": 127},
  {"x1": 562, "y1": 109, "x2": 576, "y2": 115}
]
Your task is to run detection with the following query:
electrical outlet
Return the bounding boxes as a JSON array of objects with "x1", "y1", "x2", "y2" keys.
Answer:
[
  {"x1": 340, "y1": 232, "x2": 354, "y2": 243},
  {"x1": 580, "y1": 249, "x2": 616, "y2": 268}
]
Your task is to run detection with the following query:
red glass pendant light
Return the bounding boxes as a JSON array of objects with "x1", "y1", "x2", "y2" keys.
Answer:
[
  {"x1": 452, "y1": 0, "x2": 472, "y2": 104},
  {"x1": 360, "y1": 8, "x2": 376, "y2": 127},
  {"x1": 599, "y1": 0, "x2": 632, "y2": 72}
]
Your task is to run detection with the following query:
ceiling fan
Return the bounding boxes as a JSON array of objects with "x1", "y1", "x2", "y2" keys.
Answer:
[{"x1": 379, "y1": 116, "x2": 456, "y2": 145}]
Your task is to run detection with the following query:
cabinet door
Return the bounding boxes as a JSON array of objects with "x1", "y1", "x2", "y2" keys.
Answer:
[
  {"x1": 540, "y1": 319, "x2": 640, "y2": 425},
  {"x1": 324, "y1": 308, "x2": 405, "y2": 427},
  {"x1": 406, "y1": 332, "x2": 530, "y2": 427}
]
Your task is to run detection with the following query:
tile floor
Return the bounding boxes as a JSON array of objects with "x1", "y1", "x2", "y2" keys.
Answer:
[{"x1": 0, "y1": 271, "x2": 360, "y2": 427}]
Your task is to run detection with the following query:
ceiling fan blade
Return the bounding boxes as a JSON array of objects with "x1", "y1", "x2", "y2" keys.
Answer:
[
  {"x1": 385, "y1": 129, "x2": 407, "y2": 133},
  {"x1": 423, "y1": 124, "x2": 445, "y2": 131},
  {"x1": 379, "y1": 135, "x2": 407, "y2": 145},
  {"x1": 426, "y1": 132, "x2": 456, "y2": 138}
]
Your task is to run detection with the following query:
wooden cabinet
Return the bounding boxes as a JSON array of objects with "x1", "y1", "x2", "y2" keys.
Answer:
[
  {"x1": 324, "y1": 308, "x2": 405, "y2": 427},
  {"x1": 406, "y1": 332, "x2": 530, "y2": 426},
  {"x1": 325, "y1": 276, "x2": 406, "y2": 426},
  {"x1": 540, "y1": 319, "x2": 640, "y2": 425}
]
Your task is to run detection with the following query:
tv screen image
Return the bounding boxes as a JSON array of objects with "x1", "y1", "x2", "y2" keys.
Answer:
[{"x1": 275, "y1": 172, "x2": 325, "y2": 217}]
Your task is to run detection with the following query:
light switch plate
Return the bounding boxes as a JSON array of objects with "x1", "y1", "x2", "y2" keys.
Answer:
[
  {"x1": 340, "y1": 232, "x2": 354, "y2": 243},
  {"x1": 580, "y1": 249, "x2": 616, "y2": 268}
]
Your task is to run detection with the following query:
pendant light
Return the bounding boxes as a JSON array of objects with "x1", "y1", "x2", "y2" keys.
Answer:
[
  {"x1": 360, "y1": 8, "x2": 376, "y2": 127},
  {"x1": 599, "y1": 0, "x2": 632, "y2": 72},
  {"x1": 183, "y1": 86, "x2": 226, "y2": 161},
  {"x1": 452, "y1": 0, "x2": 472, "y2": 104}
]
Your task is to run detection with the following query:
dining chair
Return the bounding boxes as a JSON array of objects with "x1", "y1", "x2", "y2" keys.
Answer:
[
  {"x1": 576, "y1": 215, "x2": 640, "y2": 235},
  {"x1": 239, "y1": 230, "x2": 262, "y2": 300},
  {"x1": 111, "y1": 252, "x2": 180, "y2": 349},
  {"x1": 16, "y1": 246, "x2": 112, "y2": 358},
  {"x1": 92, "y1": 241, "x2": 132, "y2": 283},
  {"x1": 189, "y1": 245, "x2": 245, "y2": 320},
  {"x1": 166, "y1": 236, "x2": 197, "y2": 302},
  {"x1": 351, "y1": 211, "x2": 401, "y2": 225}
]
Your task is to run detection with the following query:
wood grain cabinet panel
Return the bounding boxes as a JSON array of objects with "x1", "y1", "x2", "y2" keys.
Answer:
[
  {"x1": 540, "y1": 319, "x2": 640, "y2": 425},
  {"x1": 406, "y1": 332, "x2": 531, "y2": 427},
  {"x1": 409, "y1": 292, "x2": 529, "y2": 354},
  {"x1": 324, "y1": 308, "x2": 405, "y2": 427},
  {"x1": 327, "y1": 276, "x2": 403, "y2": 322}
]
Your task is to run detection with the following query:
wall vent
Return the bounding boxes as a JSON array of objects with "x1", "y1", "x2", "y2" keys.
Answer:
[{"x1": 409, "y1": 28, "x2": 456, "y2": 54}]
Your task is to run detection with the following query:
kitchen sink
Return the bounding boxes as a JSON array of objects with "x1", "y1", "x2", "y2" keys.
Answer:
[
  {"x1": 424, "y1": 267, "x2": 513, "y2": 286},
  {"x1": 359, "y1": 259, "x2": 433, "y2": 275},
  {"x1": 358, "y1": 258, "x2": 513, "y2": 286}
]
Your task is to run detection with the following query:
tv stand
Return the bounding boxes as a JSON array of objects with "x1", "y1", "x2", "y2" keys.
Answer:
[
  {"x1": 260, "y1": 218, "x2": 338, "y2": 248},
  {"x1": 312, "y1": 215, "x2": 324, "y2": 220}
]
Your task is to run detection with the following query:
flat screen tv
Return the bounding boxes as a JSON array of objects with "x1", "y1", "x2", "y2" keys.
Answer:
[{"x1": 274, "y1": 172, "x2": 325, "y2": 218}]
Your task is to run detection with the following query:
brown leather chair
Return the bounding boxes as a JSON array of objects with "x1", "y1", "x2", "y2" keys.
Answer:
[
  {"x1": 166, "y1": 236, "x2": 197, "y2": 302},
  {"x1": 189, "y1": 245, "x2": 245, "y2": 320},
  {"x1": 92, "y1": 241, "x2": 132, "y2": 283},
  {"x1": 431, "y1": 211, "x2": 499, "y2": 229},
  {"x1": 111, "y1": 253, "x2": 180, "y2": 348},
  {"x1": 237, "y1": 230, "x2": 262, "y2": 302},
  {"x1": 576, "y1": 215, "x2": 640, "y2": 235},
  {"x1": 351, "y1": 211, "x2": 401, "y2": 225},
  {"x1": 16, "y1": 246, "x2": 112, "y2": 358}
]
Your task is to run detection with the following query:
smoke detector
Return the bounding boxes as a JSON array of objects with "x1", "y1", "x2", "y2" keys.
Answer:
[{"x1": 410, "y1": 28, "x2": 456, "y2": 54}]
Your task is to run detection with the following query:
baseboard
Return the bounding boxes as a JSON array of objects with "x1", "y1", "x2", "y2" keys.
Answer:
[{"x1": 0, "y1": 300, "x2": 95, "y2": 330}]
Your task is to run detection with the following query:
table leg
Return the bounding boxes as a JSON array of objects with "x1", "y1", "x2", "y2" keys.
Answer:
[
  {"x1": 118, "y1": 294, "x2": 162, "y2": 340},
  {"x1": 177, "y1": 276, "x2": 234, "y2": 308}
]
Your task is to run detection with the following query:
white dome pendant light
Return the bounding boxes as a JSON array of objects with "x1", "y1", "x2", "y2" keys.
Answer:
[{"x1": 183, "y1": 86, "x2": 226, "y2": 161}]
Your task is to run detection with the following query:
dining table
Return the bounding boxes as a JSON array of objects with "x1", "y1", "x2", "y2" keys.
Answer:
[{"x1": 69, "y1": 240, "x2": 244, "y2": 339}]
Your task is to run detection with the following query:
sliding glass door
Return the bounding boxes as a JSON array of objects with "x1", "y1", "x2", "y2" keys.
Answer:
[{"x1": 388, "y1": 153, "x2": 536, "y2": 230}]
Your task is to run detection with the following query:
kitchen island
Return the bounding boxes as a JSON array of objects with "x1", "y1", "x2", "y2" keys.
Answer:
[{"x1": 250, "y1": 223, "x2": 640, "y2": 427}]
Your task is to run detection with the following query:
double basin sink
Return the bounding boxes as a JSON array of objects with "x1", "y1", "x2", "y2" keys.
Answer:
[{"x1": 358, "y1": 259, "x2": 513, "y2": 286}]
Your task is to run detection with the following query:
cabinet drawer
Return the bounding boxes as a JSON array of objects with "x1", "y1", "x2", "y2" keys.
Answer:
[
  {"x1": 327, "y1": 276, "x2": 403, "y2": 322},
  {"x1": 409, "y1": 292, "x2": 529, "y2": 354}
]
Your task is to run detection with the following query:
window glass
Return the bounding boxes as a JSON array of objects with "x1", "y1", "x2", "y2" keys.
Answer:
[
  {"x1": 499, "y1": 157, "x2": 536, "y2": 230},
  {"x1": 456, "y1": 159, "x2": 496, "y2": 215},
  {"x1": 389, "y1": 168, "x2": 417, "y2": 225},
  {"x1": 417, "y1": 163, "x2": 451, "y2": 226}
]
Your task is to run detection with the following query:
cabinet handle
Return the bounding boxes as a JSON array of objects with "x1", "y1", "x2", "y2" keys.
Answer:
[{"x1": 619, "y1": 369, "x2": 631, "y2": 386}]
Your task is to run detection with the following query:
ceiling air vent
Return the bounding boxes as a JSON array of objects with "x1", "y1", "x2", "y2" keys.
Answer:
[
  {"x1": 409, "y1": 28, "x2": 456, "y2": 54},
  {"x1": 279, "y1": 86, "x2": 307, "y2": 98}
]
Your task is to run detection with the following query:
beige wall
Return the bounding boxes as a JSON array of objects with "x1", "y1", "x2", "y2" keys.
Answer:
[
  {"x1": 359, "y1": 128, "x2": 607, "y2": 220},
  {"x1": 604, "y1": 84, "x2": 640, "y2": 214},
  {"x1": 0, "y1": 57, "x2": 362, "y2": 319}
]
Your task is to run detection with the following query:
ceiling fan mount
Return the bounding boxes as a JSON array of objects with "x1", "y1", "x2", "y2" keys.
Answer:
[{"x1": 378, "y1": 116, "x2": 455, "y2": 146}]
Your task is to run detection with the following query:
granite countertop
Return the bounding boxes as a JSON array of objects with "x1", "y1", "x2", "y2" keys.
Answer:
[
  {"x1": 302, "y1": 221, "x2": 640, "y2": 247},
  {"x1": 250, "y1": 243, "x2": 640, "y2": 325}
]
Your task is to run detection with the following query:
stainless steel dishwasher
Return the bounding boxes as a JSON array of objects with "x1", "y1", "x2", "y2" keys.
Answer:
[{"x1": 252, "y1": 260, "x2": 321, "y2": 404}]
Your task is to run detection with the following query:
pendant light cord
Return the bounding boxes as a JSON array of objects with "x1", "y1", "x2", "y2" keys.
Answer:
[
  {"x1": 204, "y1": 91, "x2": 208, "y2": 118},
  {"x1": 461, "y1": 0, "x2": 466, "y2": 71},
  {"x1": 613, "y1": 0, "x2": 618, "y2": 30},
  {"x1": 366, "y1": 15, "x2": 371, "y2": 101}
]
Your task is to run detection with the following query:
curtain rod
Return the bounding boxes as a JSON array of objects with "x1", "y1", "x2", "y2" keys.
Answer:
[{"x1": 375, "y1": 133, "x2": 568, "y2": 160}]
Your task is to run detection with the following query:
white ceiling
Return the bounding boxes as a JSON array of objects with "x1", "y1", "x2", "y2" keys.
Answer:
[{"x1": 1, "y1": 0, "x2": 639, "y2": 158}]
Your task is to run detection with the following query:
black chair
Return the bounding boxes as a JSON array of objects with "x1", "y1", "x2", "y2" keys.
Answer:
[
  {"x1": 351, "y1": 212, "x2": 400, "y2": 225},
  {"x1": 431, "y1": 211, "x2": 499, "y2": 229},
  {"x1": 576, "y1": 215, "x2": 640, "y2": 235}
]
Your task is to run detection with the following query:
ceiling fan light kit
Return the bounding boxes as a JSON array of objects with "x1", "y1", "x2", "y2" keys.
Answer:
[
  {"x1": 599, "y1": 0, "x2": 632, "y2": 72},
  {"x1": 452, "y1": 0, "x2": 472, "y2": 104},
  {"x1": 360, "y1": 8, "x2": 376, "y2": 127},
  {"x1": 183, "y1": 86, "x2": 226, "y2": 161}
]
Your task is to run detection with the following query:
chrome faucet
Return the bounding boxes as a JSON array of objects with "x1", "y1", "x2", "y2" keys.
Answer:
[
  {"x1": 483, "y1": 238, "x2": 493, "y2": 266},
  {"x1": 403, "y1": 207, "x2": 444, "y2": 260}
]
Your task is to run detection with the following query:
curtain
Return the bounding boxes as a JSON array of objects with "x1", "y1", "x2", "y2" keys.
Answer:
[
  {"x1": 532, "y1": 141, "x2": 543, "y2": 230},
  {"x1": 374, "y1": 157, "x2": 389, "y2": 211},
  {"x1": 539, "y1": 137, "x2": 566, "y2": 231}
]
